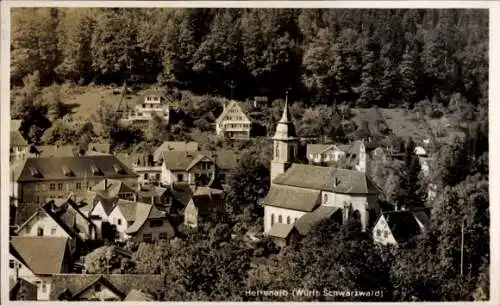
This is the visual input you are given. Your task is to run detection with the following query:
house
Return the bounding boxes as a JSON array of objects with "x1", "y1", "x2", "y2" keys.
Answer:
[
  {"x1": 107, "y1": 199, "x2": 137, "y2": 241},
  {"x1": 137, "y1": 184, "x2": 169, "y2": 206},
  {"x1": 160, "y1": 150, "x2": 237, "y2": 186},
  {"x1": 120, "y1": 88, "x2": 173, "y2": 127},
  {"x1": 16, "y1": 198, "x2": 97, "y2": 255},
  {"x1": 153, "y1": 141, "x2": 200, "y2": 163},
  {"x1": 372, "y1": 208, "x2": 430, "y2": 246},
  {"x1": 306, "y1": 144, "x2": 346, "y2": 164},
  {"x1": 125, "y1": 202, "x2": 175, "y2": 242},
  {"x1": 268, "y1": 223, "x2": 300, "y2": 247},
  {"x1": 263, "y1": 100, "x2": 382, "y2": 235},
  {"x1": 91, "y1": 178, "x2": 137, "y2": 201},
  {"x1": 10, "y1": 155, "x2": 138, "y2": 204},
  {"x1": 49, "y1": 274, "x2": 164, "y2": 301},
  {"x1": 215, "y1": 100, "x2": 252, "y2": 139},
  {"x1": 117, "y1": 152, "x2": 163, "y2": 186},
  {"x1": 10, "y1": 277, "x2": 38, "y2": 300},
  {"x1": 10, "y1": 119, "x2": 30, "y2": 163},
  {"x1": 184, "y1": 187, "x2": 225, "y2": 228},
  {"x1": 10, "y1": 236, "x2": 72, "y2": 300}
]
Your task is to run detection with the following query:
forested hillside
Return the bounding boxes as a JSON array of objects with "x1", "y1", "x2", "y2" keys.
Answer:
[{"x1": 11, "y1": 8, "x2": 488, "y2": 109}]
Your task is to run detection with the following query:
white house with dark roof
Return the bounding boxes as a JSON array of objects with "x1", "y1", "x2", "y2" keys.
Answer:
[
  {"x1": 372, "y1": 208, "x2": 430, "y2": 246},
  {"x1": 125, "y1": 203, "x2": 174, "y2": 242},
  {"x1": 9, "y1": 236, "x2": 72, "y2": 300},
  {"x1": 215, "y1": 100, "x2": 252, "y2": 139},
  {"x1": 263, "y1": 100, "x2": 382, "y2": 235}
]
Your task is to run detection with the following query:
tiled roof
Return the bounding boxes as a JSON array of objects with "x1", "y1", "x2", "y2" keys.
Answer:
[
  {"x1": 268, "y1": 223, "x2": 296, "y2": 239},
  {"x1": 35, "y1": 145, "x2": 77, "y2": 158},
  {"x1": 114, "y1": 199, "x2": 138, "y2": 222},
  {"x1": 116, "y1": 152, "x2": 142, "y2": 169},
  {"x1": 11, "y1": 131, "x2": 28, "y2": 147},
  {"x1": 153, "y1": 141, "x2": 199, "y2": 162},
  {"x1": 91, "y1": 179, "x2": 136, "y2": 198},
  {"x1": 13, "y1": 155, "x2": 138, "y2": 182},
  {"x1": 161, "y1": 150, "x2": 237, "y2": 171},
  {"x1": 272, "y1": 163, "x2": 381, "y2": 195},
  {"x1": 125, "y1": 203, "x2": 166, "y2": 234},
  {"x1": 294, "y1": 205, "x2": 341, "y2": 235},
  {"x1": 10, "y1": 236, "x2": 68, "y2": 275},
  {"x1": 49, "y1": 274, "x2": 164, "y2": 300},
  {"x1": 10, "y1": 278, "x2": 38, "y2": 300},
  {"x1": 306, "y1": 144, "x2": 334, "y2": 156},
  {"x1": 263, "y1": 185, "x2": 321, "y2": 212}
]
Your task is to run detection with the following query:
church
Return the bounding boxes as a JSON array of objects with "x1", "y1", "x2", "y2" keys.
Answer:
[{"x1": 262, "y1": 100, "x2": 382, "y2": 236}]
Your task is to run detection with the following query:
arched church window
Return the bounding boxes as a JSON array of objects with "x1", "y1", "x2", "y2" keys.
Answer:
[
  {"x1": 271, "y1": 214, "x2": 275, "y2": 226},
  {"x1": 275, "y1": 145, "x2": 279, "y2": 158},
  {"x1": 278, "y1": 215, "x2": 283, "y2": 223},
  {"x1": 294, "y1": 217, "x2": 297, "y2": 223},
  {"x1": 324, "y1": 193, "x2": 328, "y2": 204},
  {"x1": 286, "y1": 216, "x2": 291, "y2": 224}
]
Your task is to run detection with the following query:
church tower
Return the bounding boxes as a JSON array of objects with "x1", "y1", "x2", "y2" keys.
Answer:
[
  {"x1": 270, "y1": 92, "x2": 299, "y2": 186},
  {"x1": 357, "y1": 140, "x2": 367, "y2": 173}
]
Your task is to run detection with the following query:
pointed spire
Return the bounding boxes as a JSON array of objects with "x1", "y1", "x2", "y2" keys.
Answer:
[{"x1": 279, "y1": 88, "x2": 292, "y2": 123}]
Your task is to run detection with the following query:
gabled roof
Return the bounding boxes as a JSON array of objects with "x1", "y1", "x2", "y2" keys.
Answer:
[
  {"x1": 153, "y1": 141, "x2": 199, "y2": 162},
  {"x1": 380, "y1": 210, "x2": 424, "y2": 243},
  {"x1": 116, "y1": 152, "x2": 143, "y2": 169},
  {"x1": 49, "y1": 274, "x2": 164, "y2": 301},
  {"x1": 263, "y1": 185, "x2": 321, "y2": 212},
  {"x1": 124, "y1": 289, "x2": 155, "y2": 301},
  {"x1": 91, "y1": 179, "x2": 136, "y2": 198},
  {"x1": 13, "y1": 155, "x2": 138, "y2": 182},
  {"x1": 11, "y1": 130, "x2": 28, "y2": 147},
  {"x1": 272, "y1": 163, "x2": 381, "y2": 195},
  {"x1": 10, "y1": 236, "x2": 68, "y2": 275},
  {"x1": 306, "y1": 144, "x2": 335, "y2": 156},
  {"x1": 11, "y1": 119, "x2": 22, "y2": 131},
  {"x1": 268, "y1": 223, "x2": 296, "y2": 239},
  {"x1": 294, "y1": 206, "x2": 341, "y2": 235},
  {"x1": 125, "y1": 203, "x2": 166, "y2": 235},
  {"x1": 113, "y1": 199, "x2": 138, "y2": 222},
  {"x1": 71, "y1": 276, "x2": 126, "y2": 300},
  {"x1": 10, "y1": 277, "x2": 38, "y2": 300},
  {"x1": 161, "y1": 150, "x2": 238, "y2": 171},
  {"x1": 215, "y1": 100, "x2": 251, "y2": 124}
]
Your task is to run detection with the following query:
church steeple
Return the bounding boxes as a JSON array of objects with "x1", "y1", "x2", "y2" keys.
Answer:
[
  {"x1": 270, "y1": 89, "x2": 299, "y2": 186},
  {"x1": 273, "y1": 89, "x2": 297, "y2": 140}
]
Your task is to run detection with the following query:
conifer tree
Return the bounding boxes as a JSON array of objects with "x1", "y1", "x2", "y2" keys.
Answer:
[{"x1": 399, "y1": 47, "x2": 419, "y2": 107}]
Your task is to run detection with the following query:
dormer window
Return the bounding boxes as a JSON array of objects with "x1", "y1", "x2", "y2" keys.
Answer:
[
  {"x1": 90, "y1": 163, "x2": 102, "y2": 176},
  {"x1": 113, "y1": 164, "x2": 125, "y2": 174},
  {"x1": 28, "y1": 167, "x2": 42, "y2": 178},
  {"x1": 62, "y1": 165, "x2": 74, "y2": 177}
]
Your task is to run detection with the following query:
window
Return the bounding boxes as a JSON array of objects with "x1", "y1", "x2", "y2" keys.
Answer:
[
  {"x1": 144, "y1": 173, "x2": 149, "y2": 179},
  {"x1": 58, "y1": 183, "x2": 63, "y2": 191},
  {"x1": 143, "y1": 233, "x2": 153, "y2": 242},
  {"x1": 383, "y1": 231, "x2": 389, "y2": 238},
  {"x1": 94, "y1": 283, "x2": 101, "y2": 292},
  {"x1": 324, "y1": 193, "x2": 328, "y2": 203},
  {"x1": 156, "y1": 173, "x2": 161, "y2": 180},
  {"x1": 9, "y1": 260, "x2": 14, "y2": 268},
  {"x1": 150, "y1": 219, "x2": 163, "y2": 228},
  {"x1": 278, "y1": 215, "x2": 283, "y2": 223},
  {"x1": 51, "y1": 228, "x2": 57, "y2": 235},
  {"x1": 159, "y1": 233, "x2": 170, "y2": 239},
  {"x1": 287, "y1": 216, "x2": 291, "y2": 224},
  {"x1": 37, "y1": 227, "x2": 44, "y2": 236},
  {"x1": 177, "y1": 174, "x2": 183, "y2": 182},
  {"x1": 41, "y1": 282, "x2": 46, "y2": 293},
  {"x1": 294, "y1": 217, "x2": 298, "y2": 223},
  {"x1": 376, "y1": 229, "x2": 381, "y2": 237},
  {"x1": 271, "y1": 214, "x2": 275, "y2": 226},
  {"x1": 50, "y1": 183, "x2": 55, "y2": 191},
  {"x1": 117, "y1": 219, "x2": 122, "y2": 225},
  {"x1": 275, "y1": 145, "x2": 279, "y2": 158},
  {"x1": 76, "y1": 182, "x2": 82, "y2": 190}
]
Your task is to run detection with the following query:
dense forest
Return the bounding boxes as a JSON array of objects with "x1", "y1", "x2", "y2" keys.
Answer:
[
  {"x1": 10, "y1": 8, "x2": 490, "y2": 301},
  {"x1": 11, "y1": 8, "x2": 488, "y2": 109}
]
